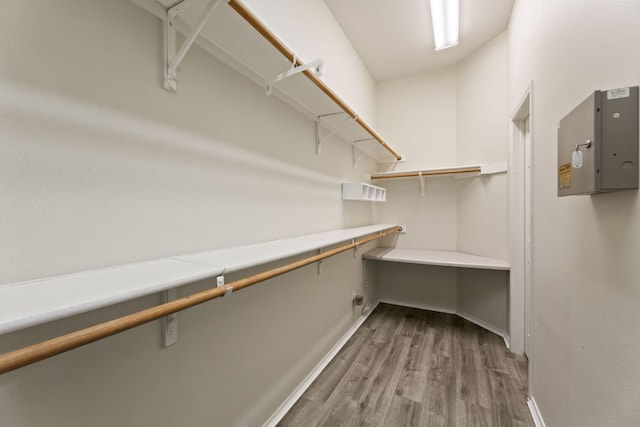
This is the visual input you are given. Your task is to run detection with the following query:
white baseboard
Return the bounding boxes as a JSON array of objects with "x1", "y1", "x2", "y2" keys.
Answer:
[
  {"x1": 456, "y1": 310, "x2": 509, "y2": 347},
  {"x1": 262, "y1": 302, "x2": 379, "y2": 427},
  {"x1": 502, "y1": 334, "x2": 511, "y2": 350},
  {"x1": 527, "y1": 396, "x2": 546, "y2": 427},
  {"x1": 378, "y1": 299, "x2": 457, "y2": 315}
]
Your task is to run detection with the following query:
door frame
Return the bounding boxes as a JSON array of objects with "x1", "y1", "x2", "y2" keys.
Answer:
[{"x1": 509, "y1": 82, "x2": 534, "y2": 365}]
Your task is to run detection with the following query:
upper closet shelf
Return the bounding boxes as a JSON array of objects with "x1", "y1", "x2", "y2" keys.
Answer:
[
  {"x1": 370, "y1": 162, "x2": 508, "y2": 181},
  {"x1": 132, "y1": 0, "x2": 401, "y2": 162},
  {"x1": 0, "y1": 224, "x2": 398, "y2": 336}
]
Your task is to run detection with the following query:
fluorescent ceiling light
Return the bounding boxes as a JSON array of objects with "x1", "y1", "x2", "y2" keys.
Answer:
[{"x1": 429, "y1": 0, "x2": 459, "y2": 51}]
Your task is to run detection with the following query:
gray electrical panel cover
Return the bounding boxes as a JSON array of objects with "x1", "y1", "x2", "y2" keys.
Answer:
[{"x1": 557, "y1": 86, "x2": 639, "y2": 196}]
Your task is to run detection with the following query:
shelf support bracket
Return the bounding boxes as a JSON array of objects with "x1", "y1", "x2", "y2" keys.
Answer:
[
  {"x1": 316, "y1": 113, "x2": 356, "y2": 154},
  {"x1": 266, "y1": 57, "x2": 323, "y2": 96},
  {"x1": 216, "y1": 275, "x2": 225, "y2": 288},
  {"x1": 419, "y1": 171, "x2": 426, "y2": 197},
  {"x1": 217, "y1": 275, "x2": 233, "y2": 296},
  {"x1": 362, "y1": 258, "x2": 367, "y2": 287},
  {"x1": 164, "y1": 0, "x2": 224, "y2": 92},
  {"x1": 317, "y1": 248, "x2": 323, "y2": 275},
  {"x1": 353, "y1": 138, "x2": 373, "y2": 168},
  {"x1": 162, "y1": 288, "x2": 178, "y2": 348}
]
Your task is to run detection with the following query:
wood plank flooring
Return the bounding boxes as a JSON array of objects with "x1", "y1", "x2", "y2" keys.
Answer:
[{"x1": 278, "y1": 303, "x2": 533, "y2": 427}]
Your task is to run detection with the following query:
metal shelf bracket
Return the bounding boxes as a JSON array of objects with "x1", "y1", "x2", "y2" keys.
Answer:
[
  {"x1": 419, "y1": 171, "x2": 426, "y2": 197},
  {"x1": 316, "y1": 112, "x2": 356, "y2": 154},
  {"x1": 164, "y1": 0, "x2": 226, "y2": 92},
  {"x1": 162, "y1": 288, "x2": 178, "y2": 348},
  {"x1": 317, "y1": 248, "x2": 323, "y2": 275},
  {"x1": 266, "y1": 56, "x2": 323, "y2": 96},
  {"x1": 353, "y1": 138, "x2": 373, "y2": 168}
]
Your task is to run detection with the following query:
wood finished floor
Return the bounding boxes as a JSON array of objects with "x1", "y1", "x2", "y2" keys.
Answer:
[{"x1": 278, "y1": 303, "x2": 533, "y2": 427}]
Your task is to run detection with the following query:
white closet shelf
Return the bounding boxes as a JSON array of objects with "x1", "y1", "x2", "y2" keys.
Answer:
[
  {"x1": 0, "y1": 224, "x2": 398, "y2": 335},
  {"x1": 130, "y1": 0, "x2": 401, "y2": 162},
  {"x1": 175, "y1": 224, "x2": 397, "y2": 273},
  {"x1": 342, "y1": 182, "x2": 386, "y2": 202},
  {"x1": 363, "y1": 247, "x2": 510, "y2": 271},
  {"x1": 370, "y1": 162, "x2": 508, "y2": 181}
]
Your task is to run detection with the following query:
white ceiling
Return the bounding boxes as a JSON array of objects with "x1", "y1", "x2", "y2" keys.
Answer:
[{"x1": 324, "y1": 0, "x2": 515, "y2": 81}]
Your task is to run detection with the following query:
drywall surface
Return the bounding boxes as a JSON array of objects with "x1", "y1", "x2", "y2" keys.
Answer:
[
  {"x1": 376, "y1": 68, "x2": 458, "y2": 250},
  {"x1": 377, "y1": 263, "x2": 457, "y2": 313},
  {"x1": 0, "y1": 1, "x2": 379, "y2": 426},
  {"x1": 457, "y1": 269, "x2": 508, "y2": 336},
  {"x1": 376, "y1": 178, "x2": 458, "y2": 251},
  {"x1": 456, "y1": 32, "x2": 509, "y2": 261},
  {"x1": 508, "y1": 0, "x2": 640, "y2": 425},
  {"x1": 377, "y1": 68, "x2": 458, "y2": 172},
  {"x1": 244, "y1": 0, "x2": 378, "y2": 126}
]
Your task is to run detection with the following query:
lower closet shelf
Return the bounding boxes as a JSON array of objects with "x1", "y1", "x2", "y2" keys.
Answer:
[
  {"x1": 0, "y1": 224, "x2": 399, "y2": 336},
  {"x1": 363, "y1": 247, "x2": 510, "y2": 271}
]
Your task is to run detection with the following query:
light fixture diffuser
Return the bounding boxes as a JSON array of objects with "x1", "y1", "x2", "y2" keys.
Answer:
[{"x1": 429, "y1": 0, "x2": 459, "y2": 51}]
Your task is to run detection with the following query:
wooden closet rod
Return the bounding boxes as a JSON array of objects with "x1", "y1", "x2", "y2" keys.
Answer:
[
  {"x1": 371, "y1": 167, "x2": 482, "y2": 180},
  {"x1": 0, "y1": 226, "x2": 401, "y2": 375},
  {"x1": 227, "y1": 0, "x2": 402, "y2": 161}
]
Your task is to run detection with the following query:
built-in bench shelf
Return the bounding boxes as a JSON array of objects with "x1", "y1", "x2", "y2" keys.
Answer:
[
  {"x1": 363, "y1": 247, "x2": 509, "y2": 270},
  {"x1": 364, "y1": 247, "x2": 510, "y2": 344}
]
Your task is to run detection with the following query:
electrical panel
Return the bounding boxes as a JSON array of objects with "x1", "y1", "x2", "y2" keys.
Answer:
[{"x1": 557, "y1": 86, "x2": 639, "y2": 196}]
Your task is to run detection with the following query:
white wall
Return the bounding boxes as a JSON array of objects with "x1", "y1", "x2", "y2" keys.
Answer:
[
  {"x1": 456, "y1": 32, "x2": 509, "y2": 261},
  {"x1": 457, "y1": 269, "x2": 508, "y2": 336},
  {"x1": 377, "y1": 68, "x2": 458, "y2": 172},
  {"x1": 377, "y1": 262, "x2": 457, "y2": 313},
  {"x1": 0, "y1": 1, "x2": 380, "y2": 426},
  {"x1": 376, "y1": 68, "x2": 458, "y2": 250},
  {"x1": 374, "y1": 37, "x2": 510, "y2": 337},
  {"x1": 508, "y1": 1, "x2": 640, "y2": 425}
]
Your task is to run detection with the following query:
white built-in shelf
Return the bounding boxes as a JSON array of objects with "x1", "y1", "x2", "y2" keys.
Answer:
[
  {"x1": 0, "y1": 224, "x2": 398, "y2": 335},
  {"x1": 131, "y1": 0, "x2": 401, "y2": 162},
  {"x1": 363, "y1": 247, "x2": 510, "y2": 271},
  {"x1": 176, "y1": 224, "x2": 397, "y2": 273},
  {"x1": 370, "y1": 162, "x2": 508, "y2": 181},
  {"x1": 342, "y1": 182, "x2": 386, "y2": 202}
]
